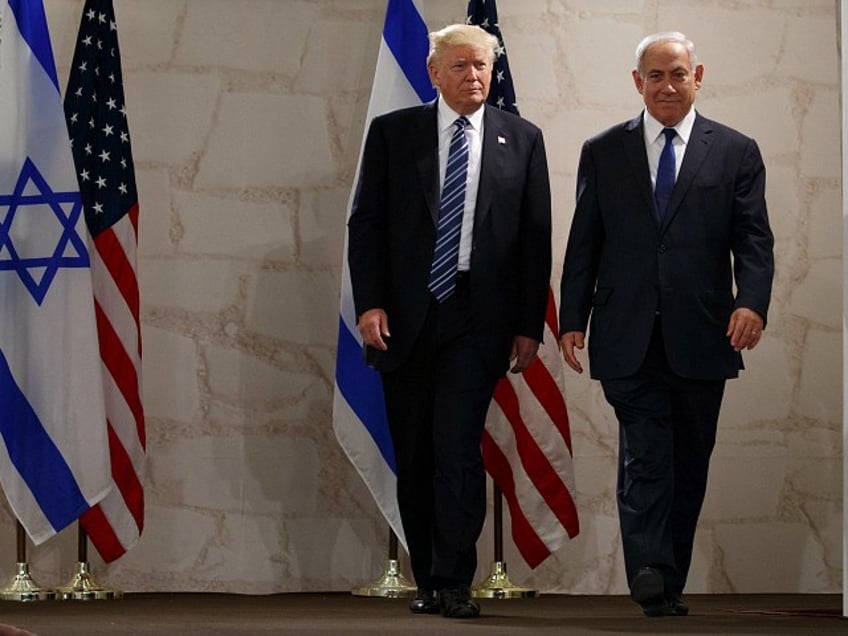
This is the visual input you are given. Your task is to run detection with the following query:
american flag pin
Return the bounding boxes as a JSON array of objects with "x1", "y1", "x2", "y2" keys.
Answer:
[{"x1": 498, "y1": 136, "x2": 506, "y2": 144}]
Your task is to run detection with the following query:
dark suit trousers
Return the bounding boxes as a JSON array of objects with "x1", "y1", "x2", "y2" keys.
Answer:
[
  {"x1": 600, "y1": 321, "x2": 725, "y2": 596},
  {"x1": 380, "y1": 275, "x2": 498, "y2": 589}
]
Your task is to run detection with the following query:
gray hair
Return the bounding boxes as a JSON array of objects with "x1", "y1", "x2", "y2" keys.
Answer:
[
  {"x1": 427, "y1": 24, "x2": 498, "y2": 67},
  {"x1": 635, "y1": 32, "x2": 698, "y2": 76}
]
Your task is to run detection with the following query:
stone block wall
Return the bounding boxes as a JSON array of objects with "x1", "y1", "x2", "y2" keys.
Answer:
[{"x1": 4, "y1": 0, "x2": 836, "y2": 594}]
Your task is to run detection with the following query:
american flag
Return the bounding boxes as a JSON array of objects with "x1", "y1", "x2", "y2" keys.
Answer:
[
  {"x1": 63, "y1": 0, "x2": 145, "y2": 562},
  {"x1": 468, "y1": 0, "x2": 579, "y2": 567}
]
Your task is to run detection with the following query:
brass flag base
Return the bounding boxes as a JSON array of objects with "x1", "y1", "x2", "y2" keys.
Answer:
[
  {"x1": 0, "y1": 562, "x2": 57, "y2": 601},
  {"x1": 58, "y1": 561, "x2": 123, "y2": 600},
  {"x1": 352, "y1": 558, "x2": 417, "y2": 598},
  {"x1": 472, "y1": 561, "x2": 538, "y2": 599}
]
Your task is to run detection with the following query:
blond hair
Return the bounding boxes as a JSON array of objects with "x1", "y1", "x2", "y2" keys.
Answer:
[{"x1": 427, "y1": 24, "x2": 498, "y2": 67}]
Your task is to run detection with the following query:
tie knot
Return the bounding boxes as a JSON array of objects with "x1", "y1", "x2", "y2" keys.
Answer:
[
  {"x1": 455, "y1": 116, "x2": 470, "y2": 131},
  {"x1": 662, "y1": 127, "x2": 676, "y2": 143}
]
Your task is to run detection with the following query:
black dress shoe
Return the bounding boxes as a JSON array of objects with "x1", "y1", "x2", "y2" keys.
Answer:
[
  {"x1": 665, "y1": 594, "x2": 689, "y2": 616},
  {"x1": 409, "y1": 588, "x2": 440, "y2": 614},
  {"x1": 640, "y1": 600, "x2": 671, "y2": 617},
  {"x1": 630, "y1": 566, "x2": 665, "y2": 605},
  {"x1": 439, "y1": 586, "x2": 480, "y2": 619}
]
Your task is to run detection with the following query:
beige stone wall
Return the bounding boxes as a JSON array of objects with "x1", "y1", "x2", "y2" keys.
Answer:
[{"x1": 6, "y1": 0, "x2": 836, "y2": 594}]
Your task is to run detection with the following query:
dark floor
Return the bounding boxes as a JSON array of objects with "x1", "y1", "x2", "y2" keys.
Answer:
[{"x1": 0, "y1": 592, "x2": 843, "y2": 635}]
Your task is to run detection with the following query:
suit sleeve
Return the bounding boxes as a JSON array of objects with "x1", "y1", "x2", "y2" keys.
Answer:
[
  {"x1": 347, "y1": 118, "x2": 389, "y2": 319},
  {"x1": 730, "y1": 138, "x2": 774, "y2": 326},
  {"x1": 559, "y1": 139, "x2": 603, "y2": 336},
  {"x1": 517, "y1": 127, "x2": 553, "y2": 342}
]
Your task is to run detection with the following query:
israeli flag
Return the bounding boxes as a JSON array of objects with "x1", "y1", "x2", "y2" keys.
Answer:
[
  {"x1": 332, "y1": 0, "x2": 435, "y2": 548},
  {"x1": 0, "y1": 0, "x2": 112, "y2": 544}
]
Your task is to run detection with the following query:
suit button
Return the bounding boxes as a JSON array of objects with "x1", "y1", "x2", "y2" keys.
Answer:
[{"x1": 658, "y1": 244, "x2": 666, "y2": 254}]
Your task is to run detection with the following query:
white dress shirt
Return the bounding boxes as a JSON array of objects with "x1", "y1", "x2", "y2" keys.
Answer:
[
  {"x1": 643, "y1": 107, "x2": 696, "y2": 189},
  {"x1": 437, "y1": 98, "x2": 484, "y2": 272}
]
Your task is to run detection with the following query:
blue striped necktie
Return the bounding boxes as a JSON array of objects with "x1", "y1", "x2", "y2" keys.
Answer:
[
  {"x1": 655, "y1": 127, "x2": 677, "y2": 222},
  {"x1": 428, "y1": 116, "x2": 470, "y2": 302}
]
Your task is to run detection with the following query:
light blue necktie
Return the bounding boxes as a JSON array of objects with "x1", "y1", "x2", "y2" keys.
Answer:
[
  {"x1": 428, "y1": 117, "x2": 469, "y2": 302},
  {"x1": 655, "y1": 127, "x2": 677, "y2": 222}
]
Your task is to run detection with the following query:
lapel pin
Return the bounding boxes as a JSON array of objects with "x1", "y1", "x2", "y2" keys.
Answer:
[{"x1": 498, "y1": 135, "x2": 506, "y2": 145}]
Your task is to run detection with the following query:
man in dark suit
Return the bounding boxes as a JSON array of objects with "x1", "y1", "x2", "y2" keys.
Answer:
[
  {"x1": 559, "y1": 32, "x2": 774, "y2": 617},
  {"x1": 348, "y1": 24, "x2": 551, "y2": 619}
]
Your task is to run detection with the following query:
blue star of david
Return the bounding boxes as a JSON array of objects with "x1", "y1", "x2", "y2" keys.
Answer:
[{"x1": 0, "y1": 157, "x2": 90, "y2": 306}]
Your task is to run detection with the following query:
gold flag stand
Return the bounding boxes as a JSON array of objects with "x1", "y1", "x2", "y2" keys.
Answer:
[
  {"x1": 472, "y1": 485, "x2": 537, "y2": 599},
  {"x1": 0, "y1": 522, "x2": 56, "y2": 601},
  {"x1": 58, "y1": 527, "x2": 122, "y2": 600},
  {"x1": 352, "y1": 529, "x2": 416, "y2": 597}
]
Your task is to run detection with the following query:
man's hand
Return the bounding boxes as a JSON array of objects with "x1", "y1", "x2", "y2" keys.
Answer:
[
  {"x1": 358, "y1": 308, "x2": 390, "y2": 351},
  {"x1": 509, "y1": 335, "x2": 540, "y2": 374},
  {"x1": 727, "y1": 307, "x2": 764, "y2": 352},
  {"x1": 560, "y1": 331, "x2": 585, "y2": 373}
]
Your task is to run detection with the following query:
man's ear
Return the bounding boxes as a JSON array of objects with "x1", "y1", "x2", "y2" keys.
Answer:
[
  {"x1": 632, "y1": 69, "x2": 645, "y2": 95},
  {"x1": 693, "y1": 64, "x2": 704, "y2": 89},
  {"x1": 428, "y1": 64, "x2": 440, "y2": 89}
]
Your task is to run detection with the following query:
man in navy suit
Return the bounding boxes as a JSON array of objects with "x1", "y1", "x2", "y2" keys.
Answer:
[
  {"x1": 348, "y1": 24, "x2": 551, "y2": 619},
  {"x1": 559, "y1": 32, "x2": 774, "y2": 617}
]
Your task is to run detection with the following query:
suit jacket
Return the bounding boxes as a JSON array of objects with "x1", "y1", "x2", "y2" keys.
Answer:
[
  {"x1": 348, "y1": 100, "x2": 552, "y2": 375},
  {"x1": 559, "y1": 111, "x2": 774, "y2": 381}
]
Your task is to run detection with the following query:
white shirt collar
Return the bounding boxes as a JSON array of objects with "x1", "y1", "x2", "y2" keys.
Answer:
[
  {"x1": 437, "y1": 98, "x2": 485, "y2": 133},
  {"x1": 643, "y1": 108, "x2": 696, "y2": 145}
]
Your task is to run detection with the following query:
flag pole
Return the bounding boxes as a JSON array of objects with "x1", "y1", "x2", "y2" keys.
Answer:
[
  {"x1": 57, "y1": 525, "x2": 122, "y2": 600},
  {"x1": 352, "y1": 526, "x2": 416, "y2": 597},
  {"x1": 0, "y1": 521, "x2": 56, "y2": 601},
  {"x1": 472, "y1": 484, "x2": 537, "y2": 599}
]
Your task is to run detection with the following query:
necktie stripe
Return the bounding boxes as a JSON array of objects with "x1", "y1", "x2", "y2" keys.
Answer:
[
  {"x1": 445, "y1": 150, "x2": 468, "y2": 169},
  {"x1": 434, "y1": 227, "x2": 461, "y2": 245},
  {"x1": 439, "y1": 190, "x2": 465, "y2": 210},
  {"x1": 434, "y1": 235, "x2": 461, "y2": 255},
  {"x1": 443, "y1": 168, "x2": 466, "y2": 187},
  {"x1": 429, "y1": 116, "x2": 470, "y2": 302}
]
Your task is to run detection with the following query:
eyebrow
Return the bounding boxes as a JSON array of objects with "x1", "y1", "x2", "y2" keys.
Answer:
[{"x1": 647, "y1": 66, "x2": 688, "y2": 75}]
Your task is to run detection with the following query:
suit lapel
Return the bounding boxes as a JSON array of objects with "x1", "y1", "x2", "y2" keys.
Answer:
[
  {"x1": 663, "y1": 113, "x2": 714, "y2": 228},
  {"x1": 623, "y1": 116, "x2": 657, "y2": 217},
  {"x1": 474, "y1": 105, "x2": 504, "y2": 228},
  {"x1": 416, "y1": 101, "x2": 440, "y2": 225}
]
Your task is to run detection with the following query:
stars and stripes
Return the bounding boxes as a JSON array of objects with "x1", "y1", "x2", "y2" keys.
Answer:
[
  {"x1": 468, "y1": 0, "x2": 579, "y2": 567},
  {"x1": 466, "y1": 0, "x2": 518, "y2": 114},
  {"x1": 63, "y1": 0, "x2": 145, "y2": 563}
]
